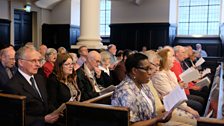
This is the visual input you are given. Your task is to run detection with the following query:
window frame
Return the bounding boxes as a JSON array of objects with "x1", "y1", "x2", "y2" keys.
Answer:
[{"x1": 177, "y1": 0, "x2": 221, "y2": 37}]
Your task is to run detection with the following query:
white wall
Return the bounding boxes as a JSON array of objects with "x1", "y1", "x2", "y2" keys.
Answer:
[
  {"x1": 169, "y1": 0, "x2": 177, "y2": 24},
  {"x1": 71, "y1": 0, "x2": 80, "y2": 26},
  {"x1": 50, "y1": 0, "x2": 71, "y2": 24},
  {"x1": 111, "y1": 0, "x2": 170, "y2": 23},
  {"x1": 0, "y1": 0, "x2": 9, "y2": 19}
]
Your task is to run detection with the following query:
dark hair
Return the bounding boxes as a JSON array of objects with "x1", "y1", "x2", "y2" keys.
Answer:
[
  {"x1": 0, "y1": 44, "x2": 13, "y2": 51},
  {"x1": 53, "y1": 53, "x2": 76, "y2": 82},
  {"x1": 116, "y1": 50, "x2": 123, "y2": 57},
  {"x1": 125, "y1": 53, "x2": 148, "y2": 73},
  {"x1": 122, "y1": 49, "x2": 133, "y2": 61},
  {"x1": 78, "y1": 46, "x2": 87, "y2": 54}
]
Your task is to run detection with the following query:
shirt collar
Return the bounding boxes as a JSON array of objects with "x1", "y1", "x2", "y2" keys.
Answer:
[{"x1": 18, "y1": 68, "x2": 34, "y2": 84}]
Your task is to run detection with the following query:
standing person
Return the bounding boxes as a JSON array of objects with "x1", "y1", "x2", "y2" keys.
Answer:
[
  {"x1": 42, "y1": 48, "x2": 57, "y2": 78},
  {"x1": 47, "y1": 53, "x2": 81, "y2": 113},
  {"x1": 4, "y1": 46, "x2": 59, "y2": 126},
  {"x1": 111, "y1": 53, "x2": 171, "y2": 126},
  {"x1": 0, "y1": 45, "x2": 17, "y2": 89}
]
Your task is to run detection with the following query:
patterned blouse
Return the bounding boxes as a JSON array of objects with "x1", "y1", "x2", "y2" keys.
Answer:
[{"x1": 111, "y1": 76, "x2": 156, "y2": 123}]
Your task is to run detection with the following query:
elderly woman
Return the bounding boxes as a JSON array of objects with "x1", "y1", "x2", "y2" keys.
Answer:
[
  {"x1": 151, "y1": 48, "x2": 200, "y2": 119},
  {"x1": 111, "y1": 53, "x2": 171, "y2": 126},
  {"x1": 47, "y1": 53, "x2": 81, "y2": 110},
  {"x1": 99, "y1": 51, "x2": 111, "y2": 76},
  {"x1": 145, "y1": 50, "x2": 197, "y2": 126},
  {"x1": 42, "y1": 48, "x2": 57, "y2": 78}
]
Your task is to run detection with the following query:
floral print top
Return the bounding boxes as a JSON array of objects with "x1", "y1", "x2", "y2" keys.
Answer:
[{"x1": 111, "y1": 76, "x2": 156, "y2": 123}]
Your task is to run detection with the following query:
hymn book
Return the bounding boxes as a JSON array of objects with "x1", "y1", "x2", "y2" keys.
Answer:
[{"x1": 162, "y1": 85, "x2": 188, "y2": 119}]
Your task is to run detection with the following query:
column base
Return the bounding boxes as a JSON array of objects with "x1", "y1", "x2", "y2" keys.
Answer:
[{"x1": 71, "y1": 40, "x2": 107, "y2": 49}]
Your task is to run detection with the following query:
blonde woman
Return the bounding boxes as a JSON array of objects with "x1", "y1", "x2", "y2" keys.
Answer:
[{"x1": 151, "y1": 48, "x2": 200, "y2": 119}]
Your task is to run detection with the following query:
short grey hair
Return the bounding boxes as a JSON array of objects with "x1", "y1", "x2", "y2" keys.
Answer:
[
  {"x1": 45, "y1": 48, "x2": 57, "y2": 59},
  {"x1": 16, "y1": 46, "x2": 35, "y2": 61}
]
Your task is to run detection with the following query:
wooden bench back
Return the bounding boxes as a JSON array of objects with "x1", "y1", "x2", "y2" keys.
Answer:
[
  {"x1": 66, "y1": 101, "x2": 129, "y2": 126},
  {"x1": 0, "y1": 93, "x2": 26, "y2": 126}
]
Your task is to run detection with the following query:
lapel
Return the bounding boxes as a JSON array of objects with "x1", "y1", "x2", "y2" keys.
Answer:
[
  {"x1": 34, "y1": 74, "x2": 48, "y2": 104},
  {"x1": 0, "y1": 62, "x2": 10, "y2": 80},
  {"x1": 17, "y1": 72, "x2": 44, "y2": 102}
]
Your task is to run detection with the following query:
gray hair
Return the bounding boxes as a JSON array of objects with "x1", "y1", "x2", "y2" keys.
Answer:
[
  {"x1": 144, "y1": 50, "x2": 161, "y2": 63},
  {"x1": 45, "y1": 48, "x2": 57, "y2": 59},
  {"x1": 16, "y1": 46, "x2": 35, "y2": 61}
]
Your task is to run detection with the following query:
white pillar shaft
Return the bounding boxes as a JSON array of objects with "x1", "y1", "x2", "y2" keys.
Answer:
[{"x1": 76, "y1": 0, "x2": 103, "y2": 49}]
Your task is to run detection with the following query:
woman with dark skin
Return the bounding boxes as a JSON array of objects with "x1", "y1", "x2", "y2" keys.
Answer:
[{"x1": 111, "y1": 53, "x2": 171, "y2": 126}]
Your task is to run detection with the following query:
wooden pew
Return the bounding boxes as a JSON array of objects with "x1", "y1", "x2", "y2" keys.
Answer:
[
  {"x1": 83, "y1": 91, "x2": 113, "y2": 104},
  {"x1": 0, "y1": 93, "x2": 26, "y2": 126},
  {"x1": 66, "y1": 101, "x2": 129, "y2": 126},
  {"x1": 197, "y1": 62, "x2": 224, "y2": 125}
]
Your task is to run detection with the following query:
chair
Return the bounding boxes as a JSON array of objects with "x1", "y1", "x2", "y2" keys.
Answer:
[
  {"x1": 66, "y1": 101, "x2": 129, "y2": 126},
  {"x1": 0, "y1": 93, "x2": 26, "y2": 126}
]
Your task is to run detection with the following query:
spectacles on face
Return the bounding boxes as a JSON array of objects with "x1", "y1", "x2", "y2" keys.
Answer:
[
  {"x1": 20, "y1": 58, "x2": 42, "y2": 64},
  {"x1": 63, "y1": 63, "x2": 74, "y2": 67},
  {"x1": 135, "y1": 66, "x2": 152, "y2": 73},
  {"x1": 150, "y1": 62, "x2": 160, "y2": 68}
]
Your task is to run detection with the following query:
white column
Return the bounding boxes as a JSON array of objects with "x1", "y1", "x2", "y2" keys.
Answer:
[{"x1": 72, "y1": 0, "x2": 104, "y2": 49}]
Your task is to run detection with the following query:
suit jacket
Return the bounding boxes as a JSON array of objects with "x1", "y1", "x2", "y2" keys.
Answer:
[
  {"x1": 4, "y1": 71, "x2": 49, "y2": 126},
  {"x1": 76, "y1": 66, "x2": 99, "y2": 101},
  {"x1": 0, "y1": 62, "x2": 17, "y2": 90}
]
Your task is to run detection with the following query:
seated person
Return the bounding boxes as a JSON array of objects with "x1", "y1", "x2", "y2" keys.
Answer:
[
  {"x1": 47, "y1": 53, "x2": 81, "y2": 110},
  {"x1": 4, "y1": 45, "x2": 59, "y2": 126},
  {"x1": 76, "y1": 51, "x2": 114, "y2": 101},
  {"x1": 151, "y1": 48, "x2": 200, "y2": 118},
  {"x1": 145, "y1": 50, "x2": 197, "y2": 126},
  {"x1": 0, "y1": 44, "x2": 17, "y2": 89},
  {"x1": 42, "y1": 48, "x2": 57, "y2": 78},
  {"x1": 196, "y1": 44, "x2": 207, "y2": 58},
  {"x1": 111, "y1": 53, "x2": 171, "y2": 126}
]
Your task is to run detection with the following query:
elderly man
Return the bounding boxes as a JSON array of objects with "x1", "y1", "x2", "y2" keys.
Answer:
[
  {"x1": 196, "y1": 43, "x2": 207, "y2": 57},
  {"x1": 107, "y1": 44, "x2": 118, "y2": 69},
  {"x1": 0, "y1": 45, "x2": 17, "y2": 89},
  {"x1": 76, "y1": 51, "x2": 113, "y2": 101},
  {"x1": 170, "y1": 45, "x2": 207, "y2": 115},
  {"x1": 4, "y1": 46, "x2": 59, "y2": 126}
]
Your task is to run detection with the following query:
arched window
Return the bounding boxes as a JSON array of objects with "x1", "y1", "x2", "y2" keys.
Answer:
[
  {"x1": 178, "y1": 0, "x2": 221, "y2": 36},
  {"x1": 100, "y1": 0, "x2": 111, "y2": 36}
]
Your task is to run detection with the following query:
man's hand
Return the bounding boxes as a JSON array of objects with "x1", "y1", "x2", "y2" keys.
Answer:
[{"x1": 44, "y1": 113, "x2": 59, "y2": 124}]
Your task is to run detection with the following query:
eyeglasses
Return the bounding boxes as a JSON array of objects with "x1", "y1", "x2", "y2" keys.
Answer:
[
  {"x1": 149, "y1": 62, "x2": 160, "y2": 68},
  {"x1": 20, "y1": 58, "x2": 42, "y2": 64},
  {"x1": 135, "y1": 66, "x2": 152, "y2": 73},
  {"x1": 63, "y1": 63, "x2": 74, "y2": 67}
]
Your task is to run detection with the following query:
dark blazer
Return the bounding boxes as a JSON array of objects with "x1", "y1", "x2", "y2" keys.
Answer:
[
  {"x1": 4, "y1": 71, "x2": 49, "y2": 126},
  {"x1": 0, "y1": 62, "x2": 17, "y2": 89},
  {"x1": 47, "y1": 73, "x2": 72, "y2": 110},
  {"x1": 76, "y1": 66, "x2": 99, "y2": 101}
]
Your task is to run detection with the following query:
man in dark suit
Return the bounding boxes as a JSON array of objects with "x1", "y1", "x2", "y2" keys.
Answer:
[
  {"x1": 0, "y1": 45, "x2": 17, "y2": 90},
  {"x1": 4, "y1": 45, "x2": 59, "y2": 126},
  {"x1": 76, "y1": 51, "x2": 114, "y2": 101}
]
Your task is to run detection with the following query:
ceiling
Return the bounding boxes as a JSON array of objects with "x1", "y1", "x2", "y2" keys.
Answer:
[{"x1": 34, "y1": 0, "x2": 62, "y2": 9}]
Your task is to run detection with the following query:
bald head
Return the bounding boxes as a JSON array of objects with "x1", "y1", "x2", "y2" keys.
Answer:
[{"x1": 86, "y1": 51, "x2": 101, "y2": 70}]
